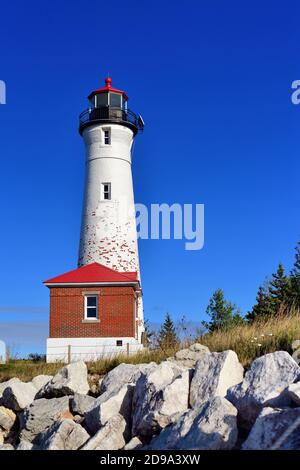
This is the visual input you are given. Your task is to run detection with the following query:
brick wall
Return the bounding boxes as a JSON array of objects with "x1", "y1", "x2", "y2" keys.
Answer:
[{"x1": 49, "y1": 286, "x2": 136, "y2": 338}]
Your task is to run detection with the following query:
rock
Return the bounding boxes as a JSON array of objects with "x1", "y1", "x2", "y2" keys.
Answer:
[
  {"x1": 168, "y1": 343, "x2": 210, "y2": 368},
  {"x1": 0, "y1": 406, "x2": 16, "y2": 431},
  {"x1": 38, "y1": 361, "x2": 89, "y2": 398},
  {"x1": 123, "y1": 436, "x2": 143, "y2": 450},
  {"x1": 0, "y1": 378, "x2": 20, "y2": 399},
  {"x1": 242, "y1": 407, "x2": 300, "y2": 450},
  {"x1": 100, "y1": 362, "x2": 157, "y2": 395},
  {"x1": 0, "y1": 430, "x2": 4, "y2": 445},
  {"x1": 0, "y1": 443, "x2": 14, "y2": 450},
  {"x1": 287, "y1": 382, "x2": 300, "y2": 405},
  {"x1": 227, "y1": 351, "x2": 300, "y2": 428},
  {"x1": 84, "y1": 384, "x2": 134, "y2": 436},
  {"x1": 1, "y1": 380, "x2": 37, "y2": 411},
  {"x1": 20, "y1": 396, "x2": 71, "y2": 443},
  {"x1": 73, "y1": 414, "x2": 84, "y2": 424},
  {"x1": 149, "y1": 397, "x2": 238, "y2": 450},
  {"x1": 292, "y1": 340, "x2": 300, "y2": 364},
  {"x1": 39, "y1": 419, "x2": 90, "y2": 450},
  {"x1": 190, "y1": 343, "x2": 209, "y2": 352},
  {"x1": 190, "y1": 350, "x2": 244, "y2": 408},
  {"x1": 85, "y1": 363, "x2": 157, "y2": 435},
  {"x1": 31, "y1": 375, "x2": 53, "y2": 392},
  {"x1": 81, "y1": 414, "x2": 126, "y2": 450},
  {"x1": 132, "y1": 361, "x2": 190, "y2": 440},
  {"x1": 17, "y1": 440, "x2": 35, "y2": 450},
  {"x1": 70, "y1": 393, "x2": 97, "y2": 416},
  {"x1": 292, "y1": 340, "x2": 300, "y2": 351}
]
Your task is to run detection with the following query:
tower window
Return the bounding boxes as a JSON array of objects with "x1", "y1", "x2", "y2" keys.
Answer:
[
  {"x1": 103, "y1": 128, "x2": 111, "y2": 145},
  {"x1": 101, "y1": 182, "x2": 111, "y2": 200},
  {"x1": 84, "y1": 295, "x2": 98, "y2": 319}
]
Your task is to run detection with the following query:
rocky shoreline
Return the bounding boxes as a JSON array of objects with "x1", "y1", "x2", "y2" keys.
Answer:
[{"x1": 1, "y1": 343, "x2": 300, "y2": 450}]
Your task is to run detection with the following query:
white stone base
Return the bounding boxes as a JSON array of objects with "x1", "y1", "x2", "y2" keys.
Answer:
[{"x1": 46, "y1": 337, "x2": 144, "y2": 363}]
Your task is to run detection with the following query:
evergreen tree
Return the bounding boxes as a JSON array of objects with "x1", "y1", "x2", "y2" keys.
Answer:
[
  {"x1": 290, "y1": 242, "x2": 300, "y2": 309},
  {"x1": 142, "y1": 319, "x2": 154, "y2": 347},
  {"x1": 269, "y1": 263, "x2": 290, "y2": 312},
  {"x1": 202, "y1": 289, "x2": 243, "y2": 332},
  {"x1": 246, "y1": 282, "x2": 274, "y2": 321},
  {"x1": 157, "y1": 313, "x2": 179, "y2": 350}
]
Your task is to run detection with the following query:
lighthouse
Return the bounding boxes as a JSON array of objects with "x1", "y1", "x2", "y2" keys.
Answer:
[
  {"x1": 44, "y1": 77, "x2": 145, "y2": 362},
  {"x1": 78, "y1": 77, "x2": 143, "y2": 276}
]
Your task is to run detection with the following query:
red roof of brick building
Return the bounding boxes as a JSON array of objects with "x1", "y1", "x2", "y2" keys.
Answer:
[{"x1": 44, "y1": 262, "x2": 138, "y2": 285}]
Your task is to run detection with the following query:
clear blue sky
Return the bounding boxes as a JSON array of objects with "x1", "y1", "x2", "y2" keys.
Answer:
[{"x1": 0, "y1": 1, "x2": 299, "y2": 356}]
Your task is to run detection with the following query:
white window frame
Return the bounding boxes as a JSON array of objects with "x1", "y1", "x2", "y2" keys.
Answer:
[
  {"x1": 101, "y1": 182, "x2": 111, "y2": 201},
  {"x1": 84, "y1": 294, "x2": 98, "y2": 320},
  {"x1": 103, "y1": 127, "x2": 111, "y2": 145}
]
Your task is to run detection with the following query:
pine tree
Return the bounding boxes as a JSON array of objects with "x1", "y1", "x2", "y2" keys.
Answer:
[
  {"x1": 202, "y1": 289, "x2": 243, "y2": 332},
  {"x1": 142, "y1": 319, "x2": 154, "y2": 347},
  {"x1": 246, "y1": 282, "x2": 274, "y2": 321},
  {"x1": 269, "y1": 263, "x2": 290, "y2": 312},
  {"x1": 290, "y1": 242, "x2": 300, "y2": 309},
  {"x1": 157, "y1": 313, "x2": 179, "y2": 350}
]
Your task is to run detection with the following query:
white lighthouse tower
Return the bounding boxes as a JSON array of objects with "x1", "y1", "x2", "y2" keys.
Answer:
[{"x1": 78, "y1": 76, "x2": 145, "y2": 341}]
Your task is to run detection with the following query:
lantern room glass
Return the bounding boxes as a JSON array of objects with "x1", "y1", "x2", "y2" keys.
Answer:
[
  {"x1": 96, "y1": 93, "x2": 109, "y2": 108},
  {"x1": 110, "y1": 92, "x2": 122, "y2": 108}
]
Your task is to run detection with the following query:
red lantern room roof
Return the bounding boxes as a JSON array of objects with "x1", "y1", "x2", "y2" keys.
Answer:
[{"x1": 88, "y1": 76, "x2": 128, "y2": 101}]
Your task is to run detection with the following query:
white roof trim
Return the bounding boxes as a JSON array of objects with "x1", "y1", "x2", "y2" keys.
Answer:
[{"x1": 44, "y1": 281, "x2": 139, "y2": 287}]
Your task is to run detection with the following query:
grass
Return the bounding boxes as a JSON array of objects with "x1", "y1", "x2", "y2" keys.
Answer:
[
  {"x1": 0, "y1": 347, "x2": 178, "y2": 383},
  {"x1": 1, "y1": 310, "x2": 300, "y2": 382},
  {"x1": 199, "y1": 309, "x2": 300, "y2": 367}
]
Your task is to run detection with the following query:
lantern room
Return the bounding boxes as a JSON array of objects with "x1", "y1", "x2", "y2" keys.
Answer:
[
  {"x1": 79, "y1": 76, "x2": 144, "y2": 136},
  {"x1": 88, "y1": 76, "x2": 128, "y2": 110}
]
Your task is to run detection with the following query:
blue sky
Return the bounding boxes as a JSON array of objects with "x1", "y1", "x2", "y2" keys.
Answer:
[{"x1": 0, "y1": 1, "x2": 299, "y2": 356}]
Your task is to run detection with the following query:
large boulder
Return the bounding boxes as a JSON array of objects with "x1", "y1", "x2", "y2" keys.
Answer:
[
  {"x1": 31, "y1": 375, "x2": 53, "y2": 393},
  {"x1": 0, "y1": 378, "x2": 20, "y2": 400},
  {"x1": 242, "y1": 407, "x2": 300, "y2": 450},
  {"x1": 149, "y1": 397, "x2": 238, "y2": 450},
  {"x1": 81, "y1": 414, "x2": 127, "y2": 450},
  {"x1": 70, "y1": 393, "x2": 97, "y2": 417},
  {"x1": 84, "y1": 383, "x2": 134, "y2": 436},
  {"x1": 227, "y1": 351, "x2": 300, "y2": 428},
  {"x1": 39, "y1": 419, "x2": 90, "y2": 450},
  {"x1": 190, "y1": 350, "x2": 244, "y2": 408},
  {"x1": 132, "y1": 361, "x2": 190, "y2": 440},
  {"x1": 100, "y1": 362, "x2": 157, "y2": 395},
  {"x1": 1, "y1": 380, "x2": 37, "y2": 411},
  {"x1": 84, "y1": 364, "x2": 159, "y2": 436},
  {"x1": 0, "y1": 406, "x2": 16, "y2": 431},
  {"x1": 38, "y1": 361, "x2": 89, "y2": 398},
  {"x1": 168, "y1": 343, "x2": 210, "y2": 368},
  {"x1": 20, "y1": 396, "x2": 71, "y2": 443}
]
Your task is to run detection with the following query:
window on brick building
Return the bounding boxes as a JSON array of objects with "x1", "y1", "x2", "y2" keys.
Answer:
[{"x1": 84, "y1": 295, "x2": 98, "y2": 319}]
